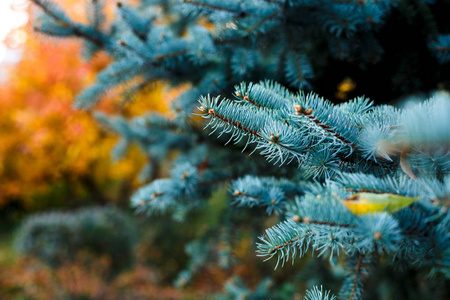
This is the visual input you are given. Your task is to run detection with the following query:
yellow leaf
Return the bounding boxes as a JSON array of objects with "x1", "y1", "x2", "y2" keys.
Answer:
[{"x1": 342, "y1": 192, "x2": 420, "y2": 215}]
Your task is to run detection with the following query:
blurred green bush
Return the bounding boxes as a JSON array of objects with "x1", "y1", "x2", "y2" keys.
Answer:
[{"x1": 14, "y1": 206, "x2": 137, "y2": 274}]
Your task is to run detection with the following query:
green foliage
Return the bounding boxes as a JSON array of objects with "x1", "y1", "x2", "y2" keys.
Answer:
[{"x1": 15, "y1": 206, "x2": 137, "y2": 274}]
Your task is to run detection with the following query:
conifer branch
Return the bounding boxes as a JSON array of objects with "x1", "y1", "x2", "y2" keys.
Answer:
[
  {"x1": 263, "y1": 0, "x2": 283, "y2": 4},
  {"x1": 233, "y1": 190, "x2": 260, "y2": 199},
  {"x1": 126, "y1": 37, "x2": 241, "y2": 64},
  {"x1": 32, "y1": 26, "x2": 62, "y2": 36},
  {"x1": 31, "y1": 0, "x2": 105, "y2": 48},
  {"x1": 154, "y1": 49, "x2": 188, "y2": 61},
  {"x1": 119, "y1": 39, "x2": 188, "y2": 63},
  {"x1": 235, "y1": 91, "x2": 262, "y2": 108},
  {"x1": 268, "y1": 230, "x2": 314, "y2": 254},
  {"x1": 182, "y1": 0, "x2": 241, "y2": 13},
  {"x1": 202, "y1": 106, "x2": 263, "y2": 139},
  {"x1": 246, "y1": 8, "x2": 283, "y2": 34},
  {"x1": 286, "y1": 26, "x2": 306, "y2": 85},
  {"x1": 291, "y1": 215, "x2": 352, "y2": 228},
  {"x1": 31, "y1": 0, "x2": 71, "y2": 27},
  {"x1": 345, "y1": 188, "x2": 383, "y2": 194},
  {"x1": 350, "y1": 252, "x2": 364, "y2": 300},
  {"x1": 295, "y1": 105, "x2": 356, "y2": 149},
  {"x1": 117, "y1": 40, "x2": 146, "y2": 58}
]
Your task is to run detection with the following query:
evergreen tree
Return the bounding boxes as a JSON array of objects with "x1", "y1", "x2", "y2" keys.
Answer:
[{"x1": 30, "y1": 0, "x2": 450, "y2": 298}]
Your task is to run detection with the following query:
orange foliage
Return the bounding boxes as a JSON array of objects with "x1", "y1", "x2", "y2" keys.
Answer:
[
  {"x1": 0, "y1": 3, "x2": 171, "y2": 209},
  {"x1": 0, "y1": 255, "x2": 183, "y2": 300}
]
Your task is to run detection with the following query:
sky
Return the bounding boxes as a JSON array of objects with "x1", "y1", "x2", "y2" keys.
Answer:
[{"x1": 0, "y1": 0, "x2": 29, "y2": 64}]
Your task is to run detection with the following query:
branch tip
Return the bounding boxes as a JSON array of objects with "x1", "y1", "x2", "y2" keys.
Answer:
[
  {"x1": 151, "y1": 192, "x2": 163, "y2": 199},
  {"x1": 291, "y1": 215, "x2": 301, "y2": 222}
]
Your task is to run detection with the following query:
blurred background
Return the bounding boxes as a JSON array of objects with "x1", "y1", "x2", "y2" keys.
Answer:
[{"x1": 0, "y1": 1, "x2": 199, "y2": 299}]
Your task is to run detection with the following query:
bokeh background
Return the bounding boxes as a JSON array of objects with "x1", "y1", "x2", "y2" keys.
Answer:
[{"x1": 0, "y1": 1, "x2": 196, "y2": 298}]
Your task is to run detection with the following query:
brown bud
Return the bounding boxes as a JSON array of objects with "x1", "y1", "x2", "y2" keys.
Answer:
[
  {"x1": 234, "y1": 190, "x2": 240, "y2": 196},
  {"x1": 181, "y1": 171, "x2": 189, "y2": 179},
  {"x1": 270, "y1": 133, "x2": 280, "y2": 142},
  {"x1": 199, "y1": 106, "x2": 206, "y2": 112},
  {"x1": 374, "y1": 232, "x2": 382, "y2": 240},
  {"x1": 208, "y1": 109, "x2": 214, "y2": 115},
  {"x1": 430, "y1": 198, "x2": 439, "y2": 206},
  {"x1": 235, "y1": 91, "x2": 241, "y2": 97},
  {"x1": 302, "y1": 217, "x2": 311, "y2": 223},
  {"x1": 271, "y1": 199, "x2": 276, "y2": 204},
  {"x1": 117, "y1": 2, "x2": 123, "y2": 7},
  {"x1": 140, "y1": 201, "x2": 145, "y2": 206},
  {"x1": 305, "y1": 108, "x2": 313, "y2": 115},
  {"x1": 294, "y1": 105, "x2": 302, "y2": 112},
  {"x1": 292, "y1": 215, "x2": 301, "y2": 222}
]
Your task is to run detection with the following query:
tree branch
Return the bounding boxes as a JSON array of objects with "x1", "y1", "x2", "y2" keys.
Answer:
[{"x1": 31, "y1": 0, "x2": 105, "y2": 48}]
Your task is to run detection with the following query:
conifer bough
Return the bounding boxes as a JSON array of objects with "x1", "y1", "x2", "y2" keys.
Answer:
[{"x1": 30, "y1": 0, "x2": 450, "y2": 298}]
